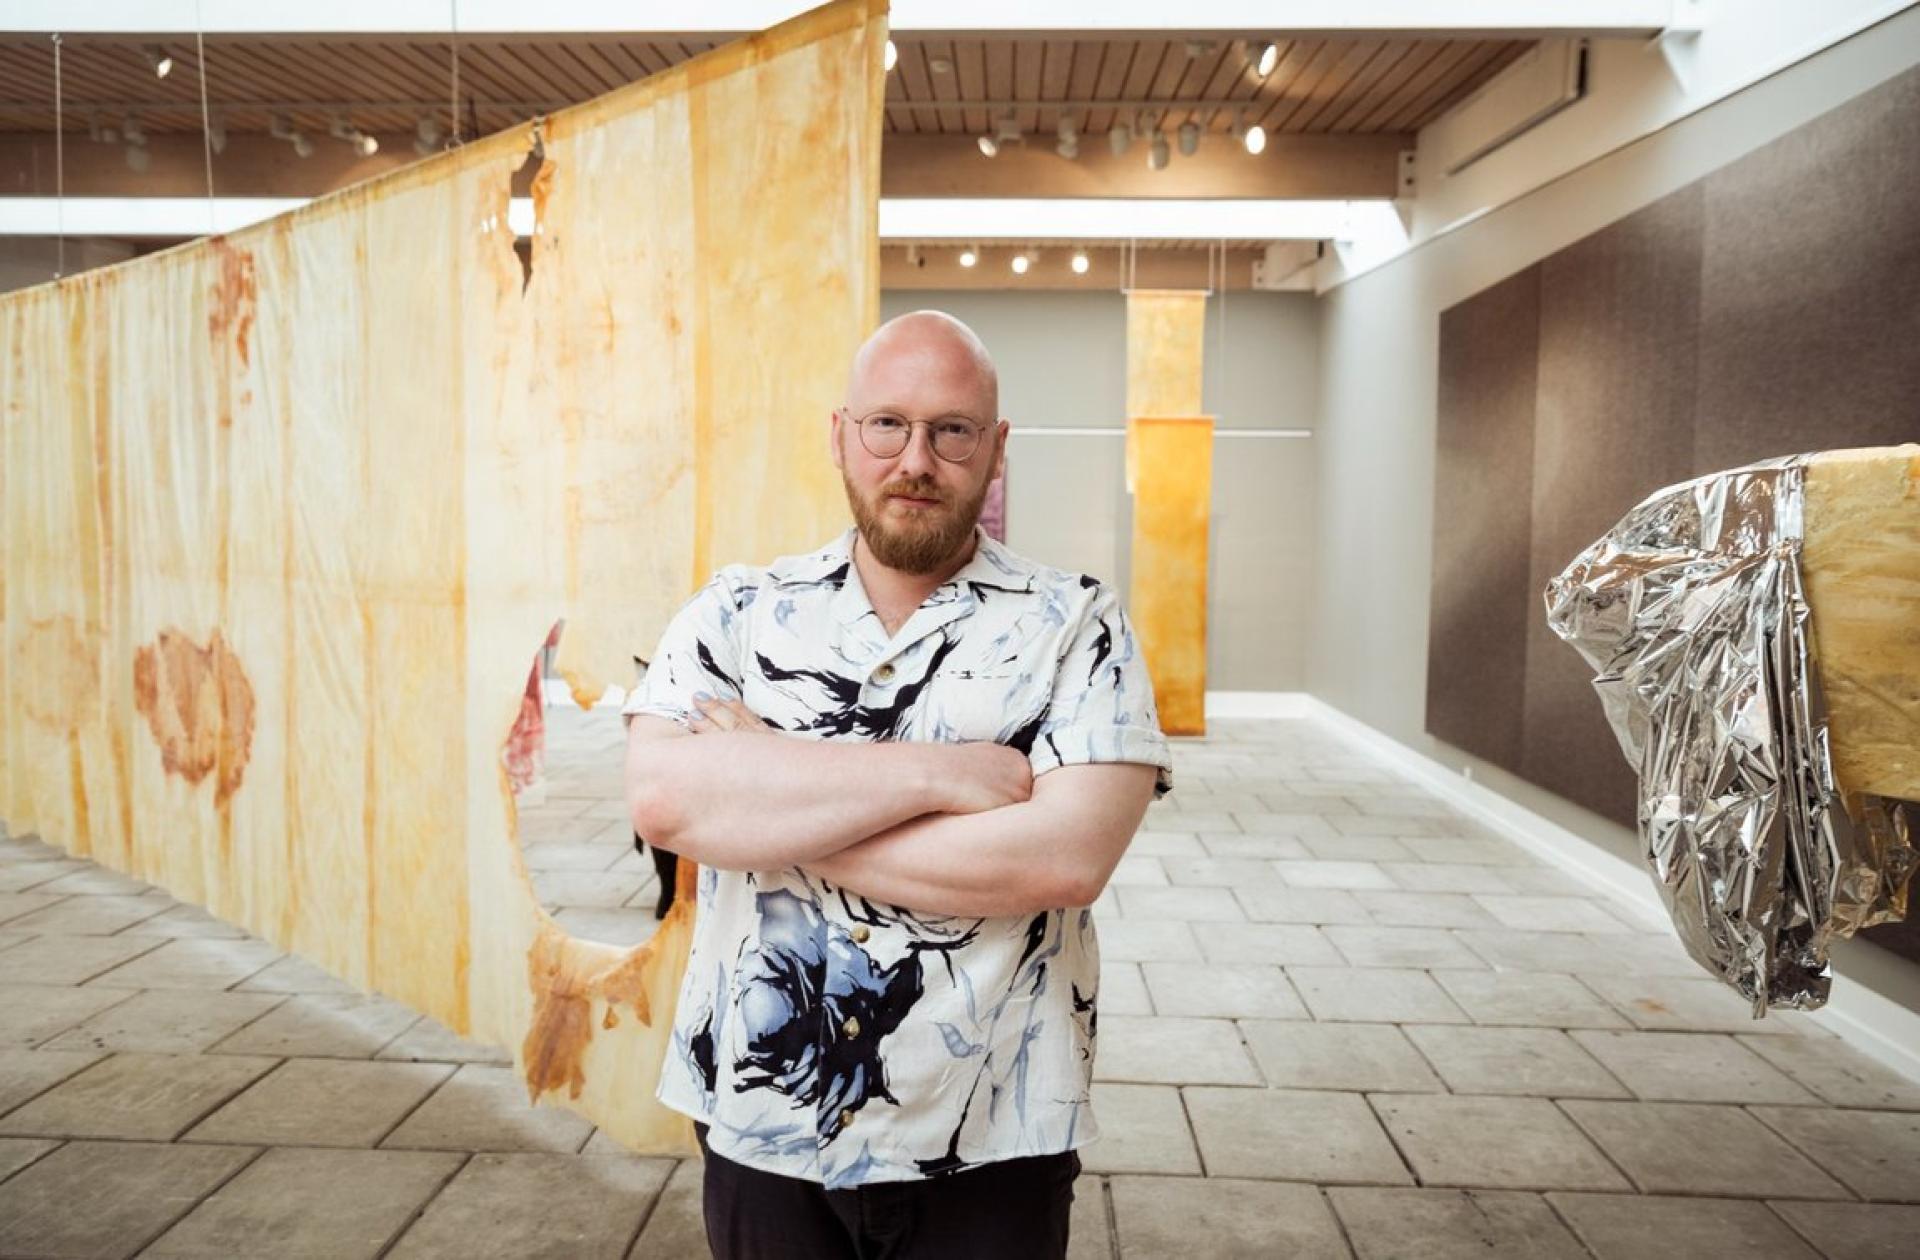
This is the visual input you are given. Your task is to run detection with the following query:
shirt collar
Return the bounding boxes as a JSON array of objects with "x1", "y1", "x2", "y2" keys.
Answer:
[{"x1": 779, "y1": 527, "x2": 1036, "y2": 595}]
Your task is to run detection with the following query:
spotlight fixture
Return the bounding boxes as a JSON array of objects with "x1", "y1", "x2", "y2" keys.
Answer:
[
  {"x1": 1148, "y1": 127, "x2": 1170, "y2": 172},
  {"x1": 1055, "y1": 115, "x2": 1079, "y2": 161},
  {"x1": 1232, "y1": 110, "x2": 1268, "y2": 156},
  {"x1": 957, "y1": 245, "x2": 978, "y2": 268},
  {"x1": 928, "y1": 55, "x2": 953, "y2": 74},
  {"x1": 1107, "y1": 119, "x2": 1132, "y2": 157},
  {"x1": 885, "y1": 39, "x2": 898, "y2": 72},
  {"x1": 414, "y1": 114, "x2": 442, "y2": 157},
  {"x1": 329, "y1": 113, "x2": 379, "y2": 157},
  {"x1": 1177, "y1": 120, "x2": 1200, "y2": 157},
  {"x1": 977, "y1": 110, "x2": 1021, "y2": 159},
  {"x1": 1252, "y1": 41, "x2": 1279, "y2": 78},
  {"x1": 1010, "y1": 252, "x2": 1030, "y2": 275},
  {"x1": 292, "y1": 133, "x2": 315, "y2": 159},
  {"x1": 121, "y1": 114, "x2": 149, "y2": 172},
  {"x1": 1071, "y1": 251, "x2": 1090, "y2": 275},
  {"x1": 87, "y1": 112, "x2": 118, "y2": 144},
  {"x1": 271, "y1": 113, "x2": 316, "y2": 159},
  {"x1": 143, "y1": 44, "x2": 173, "y2": 79}
]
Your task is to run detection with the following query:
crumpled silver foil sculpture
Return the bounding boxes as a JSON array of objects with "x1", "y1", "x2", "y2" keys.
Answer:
[{"x1": 1545, "y1": 455, "x2": 1916, "y2": 1014}]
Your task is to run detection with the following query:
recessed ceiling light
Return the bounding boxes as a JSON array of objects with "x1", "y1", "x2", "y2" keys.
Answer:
[
  {"x1": 1245, "y1": 123, "x2": 1268, "y2": 156},
  {"x1": 1254, "y1": 42, "x2": 1279, "y2": 78},
  {"x1": 885, "y1": 39, "x2": 898, "y2": 72},
  {"x1": 1071, "y1": 251, "x2": 1090, "y2": 274},
  {"x1": 1010, "y1": 252, "x2": 1030, "y2": 275},
  {"x1": 958, "y1": 246, "x2": 978, "y2": 267},
  {"x1": 144, "y1": 45, "x2": 173, "y2": 79}
]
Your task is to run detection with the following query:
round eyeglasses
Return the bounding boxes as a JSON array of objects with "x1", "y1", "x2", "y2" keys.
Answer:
[{"x1": 841, "y1": 408, "x2": 987, "y2": 463}]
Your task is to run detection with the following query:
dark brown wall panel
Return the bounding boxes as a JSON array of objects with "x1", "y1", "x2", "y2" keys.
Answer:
[
  {"x1": 1429, "y1": 63, "x2": 1920, "y2": 966},
  {"x1": 1427, "y1": 266, "x2": 1539, "y2": 770},
  {"x1": 1696, "y1": 65, "x2": 1920, "y2": 472},
  {"x1": 1520, "y1": 188, "x2": 1704, "y2": 827}
]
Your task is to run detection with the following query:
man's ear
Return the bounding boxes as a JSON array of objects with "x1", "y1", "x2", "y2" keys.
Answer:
[
  {"x1": 828, "y1": 409, "x2": 845, "y2": 471},
  {"x1": 992, "y1": 418, "x2": 1010, "y2": 481}
]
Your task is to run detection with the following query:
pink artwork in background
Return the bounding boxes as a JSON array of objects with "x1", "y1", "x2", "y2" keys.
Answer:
[{"x1": 980, "y1": 472, "x2": 1007, "y2": 542}]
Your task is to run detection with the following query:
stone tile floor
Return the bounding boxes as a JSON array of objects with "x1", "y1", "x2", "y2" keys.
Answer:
[{"x1": 2, "y1": 707, "x2": 1918, "y2": 1257}]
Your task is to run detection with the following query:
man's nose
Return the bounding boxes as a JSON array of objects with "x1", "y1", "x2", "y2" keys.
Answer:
[{"x1": 894, "y1": 422, "x2": 941, "y2": 477}]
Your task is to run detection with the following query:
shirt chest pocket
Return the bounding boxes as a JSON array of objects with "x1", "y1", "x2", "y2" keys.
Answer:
[{"x1": 920, "y1": 669, "x2": 1047, "y2": 746}]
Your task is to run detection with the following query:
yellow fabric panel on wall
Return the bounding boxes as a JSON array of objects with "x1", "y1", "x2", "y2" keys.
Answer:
[
  {"x1": 0, "y1": 0, "x2": 886, "y2": 1156},
  {"x1": 1125, "y1": 290, "x2": 1208, "y2": 494},
  {"x1": 1130, "y1": 417, "x2": 1213, "y2": 737}
]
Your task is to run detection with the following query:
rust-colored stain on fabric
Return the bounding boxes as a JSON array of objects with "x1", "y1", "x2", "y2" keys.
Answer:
[
  {"x1": 208, "y1": 239, "x2": 258, "y2": 369},
  {"x1": 132, "y1": 628, "x2": 257, "y2": 807}
]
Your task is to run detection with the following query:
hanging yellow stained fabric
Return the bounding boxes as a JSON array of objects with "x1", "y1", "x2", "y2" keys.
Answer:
[
  {"x1": 1124, "y1": 290, "x2": 1212, "y2": 736},
  {"x1": 0, "y1": 0, "x2": 885, "y2": 1153}
]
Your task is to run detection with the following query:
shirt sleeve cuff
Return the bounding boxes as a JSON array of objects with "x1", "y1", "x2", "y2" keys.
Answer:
[
  {"x1": 1028, "y1": 725, "x2": 1174, "y2": 797},
  {"x1": 619, "y1": 694, "x2": 694, "y2": 726}
]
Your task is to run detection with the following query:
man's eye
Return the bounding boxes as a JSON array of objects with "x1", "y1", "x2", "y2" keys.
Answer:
[
  {"x1": 937, "y1": 422, "x2": 974, "y2": 440},
  {"x1": 867, "y1": 415, "x2": 907, "y2": 431}
]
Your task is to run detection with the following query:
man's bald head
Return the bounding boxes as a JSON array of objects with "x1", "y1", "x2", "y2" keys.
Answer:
[{"x1": 844, "y1": 310, "x2": 999, "y2": 422}]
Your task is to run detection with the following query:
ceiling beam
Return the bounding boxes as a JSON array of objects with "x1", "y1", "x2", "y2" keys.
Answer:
[
  {"x1": 2, "y1": 1, "x2": 1674, "y2": 38},
  {"x1": 0, "y1": 130, "x2": 1405, "y2": 200}
]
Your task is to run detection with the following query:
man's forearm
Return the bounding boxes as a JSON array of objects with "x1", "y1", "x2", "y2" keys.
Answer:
[
  {"x1": 802, "y1": 804, "x2": 1083, "y2": 919},
  {"x1": 627, "y1": 731, "x2": 954, "y2": 871}
]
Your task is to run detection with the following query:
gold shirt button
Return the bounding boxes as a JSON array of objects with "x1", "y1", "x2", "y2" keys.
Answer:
[
  {"x1": 873, "y1": 662, "x2": 896, "y2": 683},
  {"x1": 850, "y1": 925, "x2": 871, "y2": 944},
  {"x1": 840, "y1": 1108, "x2": 856, "y2": 1130},
  {"x1": 842, "y1": 1015, "x2": 861, "y2": 1038}
]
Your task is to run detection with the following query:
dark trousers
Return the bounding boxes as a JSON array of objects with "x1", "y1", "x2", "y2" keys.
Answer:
[{"x1": 696, "y1": 1124, "x2": 1079, "y2": 1260}]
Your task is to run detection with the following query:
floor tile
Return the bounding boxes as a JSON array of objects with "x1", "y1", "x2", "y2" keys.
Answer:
[
  {"x1": 1195, "y1": 922, "x2": 1345, "y2": 967},
  {"x1": 1186, "y1": 1086, "x2": 1411, "y2": 1184},
  {"x1": 1558, "y1": 1100, "x2": 1849, "y2": 1198},
  {"x1": 0, "y1": 1136, "x2": 58, "y2": 1181},
  {"x1": 1231, "y1": 813, "x2": 1334, "y2": 838},
  {"x1": 382, "y1": 1064, "x2": 596, "y2": 1153},
  {"x1": 626, "y1": 1158, "x2": 708, "y2": 1257},
  {"x1": 377, "y1": 1016, "x2": 513, "y2": 1065},
  {"x1": 1738, "y1": 1034, "x2": 1920, "y2": 1110},
  {"x1": 1159, "y1": 857, "x2": 1292, "y2": 887},
  {"x1": 186, "y1": 1058, "x2": 453, "y2": 1147},
  {"x1": 531, "y1": 869, "x2": 648, "y2": 909},
  {"x1": 1548, "y1": 1191, "x2": 1819, "y2": 1259},
  {"x1": 210, "y1": 993, "x2": 422, "y2": 1058},
  {"x1": 387, "y1": 1152, "x2": 672, "y2": 1259},
  {"x1": 0, "y1": 933, "x2": 166, "y2": 985},
  {"x1": 1099, "y1": 961, "x2": 1153, "y2": 1015},
  {"x1": 37, "y1": 868, "x2": 154, "y2": 896},
  {"x1": 1454, "y1": 929, "x2": 1707, "y2": 977},
  {"x1": 1329, "y1": 815, "x2": 1440, "y2": 838},
  {"x1": 85, "y1": 937, "x2": 285, "y2": 990},
  {"x1": 1233, "y1": 887, "x2": 1372, "y2": 926},
  {"x1": 0, "y1": 860, "x2": 88, "y2": 892},
  {"x1": 0, "y1": 982, "x2": 136, "y2": 1048},
  {"x1": 1277, "y1": 861, "x2": 1397, "y2": 891},
  {"x1": 1097, "y1": 919, "x2": 1202, "y2": 963},
  {"x1": 0, "y1": 1052, "x2": 279, "y2": 1141},
  {"x1": 0, "y1": 892, "x2": 68, "y2": 927},
  {"x1": 1080, "y1": 1082, "x2": 1201, "y2": 1175},
  {"x1": 40, "y1": 988, "x2": 283, "y2": 1054},
  {"x1": 119, "y1": 903, "x2": 250, "y2": 939},
  {"x1": 1092, "y1": 1017, "x2": 1260, "y2": 1086},
  {"x1": 1766, "y1": 1199, "x2": 1920, "y2": 1260},
  {"x1": 1287, "y1": 966, "x2": 1470, "y2": 1024},
  {"x1": 1327, "y1": 1187, "x2": 1588, "y2": 1260},
  {"x1": 0, "y1": 1047, "x2": 107, "y2": 1112},
  {"x1": 1378, "y1": 863, "x2": 1515, "y2": 894},
  {"x1": 1323, "y1": 925, "x2": 1487, "y2": 970},
  {"x1": 232, "y1": 953, "x2": 361, "y2": 995},
  {"x1": 1471, "y1": 895, "x2": 1634, "y2": 934},
  {"x1": 1578, "y1": 974, "x2": 1819, "y2": 1036},
  {"x1": 144, "y1": 1147, "x2": 465, "y2": 1259},
  {"x1": 1569, "y1": 1030, "x2": 1819, "y2": 1103},
  {"x1": 520, "y1": 842, "x2": 624, "y2": 873},
  {"x1": 1240, "y1": 1020, "x2": 1444, "y2": 1093},
  {"x1": 2, "y1": 894, "x2": 170, "y2": 935},
  {"x1": 1126, "y1": 832, "x2": 1207, "y2": 858},
  {"x1": 1395, "y1": 837, "x2": 1531, "y2": 866},
  {"x1": 1111, "y1": 1176, "x2": 1352, "y2": 1260},
  {"x1": 1140, "y1": 963, "x2": 1306, "y2": 1019},
  {"x1": 1405, "y1": 1025, "x2": 1629, "y2": 1098},
  {"x1": 1431, "y1": 970, "x2": 1630, "y2": 1029},
  {"x1": 0, "y1": 1139, "x2": 257, "y2": 1260},
  {"x1": 1749, "y1": 1106, "x2": 1920, "y2": 1202},
  {"x1": 1197, "y1": 834, "x2": 1312, "y2": 860},
  {"x1": 1115, "y1": 887, "x2": 1245, "y2": 922},
  {"x1": 1299, "y1": 835, "x2": 1419, "y2": 863},
  {"x1": 1352, "y1": 890, "x2": 1502, "y2": 929},
  {"x1": 550, "y1": 907, "x2": 660, "y2": 948},
  {"x1": 1108, "y1": 856, "x2": 1170, "y2": 887},
  {"x1": 1371, "y1": 1094, "x2": 1628, "y2": 1191}
]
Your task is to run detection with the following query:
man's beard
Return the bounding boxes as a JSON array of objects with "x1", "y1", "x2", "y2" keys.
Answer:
[{"x1": 844, "y1": 468, "x2": 990, "y2": 575}]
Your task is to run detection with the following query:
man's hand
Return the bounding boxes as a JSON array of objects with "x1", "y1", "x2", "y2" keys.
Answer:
[{"x1": 937, "y1": 742, "x2": 1034, "y2": 815}]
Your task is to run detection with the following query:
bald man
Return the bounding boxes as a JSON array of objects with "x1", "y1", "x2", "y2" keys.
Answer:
[{"x1": 624, "y1": 311, "x2": 1172, "y2": 1259}]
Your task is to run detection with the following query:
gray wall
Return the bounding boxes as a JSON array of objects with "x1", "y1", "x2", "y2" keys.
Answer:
[
  {"x1": 880, "y1": 288, "x2": 1317, "y2": 691},
  {"x1": 1307, "y1": 7, "x2": 1920, "y2": 1007}
]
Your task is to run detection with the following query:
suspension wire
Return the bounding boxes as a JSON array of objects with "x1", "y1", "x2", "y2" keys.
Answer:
[
  {"x1": 51, "y1": 32, "x2": 65, "y2": 279},
  {"x1": 195, "y1": 6, "x2": 217, "y2": 234},
  {"x1": 449, "y1": 0, "x2": 463, "y2": 146}
]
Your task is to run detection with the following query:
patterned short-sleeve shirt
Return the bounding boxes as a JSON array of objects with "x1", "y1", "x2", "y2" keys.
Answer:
[{"x1": 624, "y1": 526, "x2": 1172, "y2": 1188}]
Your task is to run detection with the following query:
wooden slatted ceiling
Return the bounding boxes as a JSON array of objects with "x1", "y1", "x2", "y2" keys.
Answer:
[{"x1": 0, "y1": 35, "x2": 1528, "y2": 138}]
